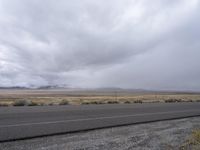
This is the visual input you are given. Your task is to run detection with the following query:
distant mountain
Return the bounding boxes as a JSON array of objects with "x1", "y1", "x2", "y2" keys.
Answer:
[
  {"x1": 37, "y1": 85, "x2": 70, "y2": 89},
  {"x1": 91, "y1": 87, "x2": 151, "y2": 92},
  {"x1": 0, "y1": 86, "x2": 28, "y2": 89},
  {"x1": 0, "y1": 86, "x2": 199, "y2": 94},
  {"x1": 0, "y1": 84, "x2": 68, "y2": 90}
]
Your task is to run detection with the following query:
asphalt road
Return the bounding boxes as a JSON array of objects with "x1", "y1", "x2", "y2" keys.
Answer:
[{"x1": 0, "y1": 103, "x2": 200, "y2": 142}]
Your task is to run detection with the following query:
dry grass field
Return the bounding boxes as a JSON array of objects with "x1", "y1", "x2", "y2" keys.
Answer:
[{"x1": 0, "y1": 89, "x2": 200, "y2": 106}]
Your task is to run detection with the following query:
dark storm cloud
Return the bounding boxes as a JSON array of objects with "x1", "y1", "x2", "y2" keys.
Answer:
[{"x1": 0, "y1": 0, "x2": 200, "y2": 90}]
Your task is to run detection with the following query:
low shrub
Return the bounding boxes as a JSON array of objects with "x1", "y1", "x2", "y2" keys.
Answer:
[
  {"x1": 164, "y1": 99, "x2": 182, "y2": 103},
  {"x1": 81, "y1": 101, "x2": 104, "y2": 105},
  {"x1": 124, "y1": 101, "x2": 131, "y2": 104},
  {"x1": 13, "y1": 100, "x2": 29, "y2": 106},
  {"x1": 134, "y1": 100, "x2": 143, "y2": 103},
  {"x1": 81, "y1": 102, "x2": 90, "y2": 105},
  {"x1": 48, "y1": 103, "x2": 55, "y2": 106},
  {"x1": 92, "y1": 101, "x2": 105, "y2": 104},
  {"x1": 28, "y1": 101, "x2": 39, "y2": 106},
  {"x1": 149, "y1": 101, "x2": 160, "y2": 103},
  {"x1": 165, "y1": 99, "x2": 174, "y2": 103},
  {"x1": 176, "y1": 99, "x2": 182, "y2": 102},
  {"x1": 187, "y1": 99, "x2": 193, "y2": 102},
  {"x1": 107, "y1": 101, "x2": 119, "y2": 104},
  {"x1": 39, "y1": 102, "x2": 45, "y2": 106},
  {"x1": 0, "y1": 103, "x2": 9, "y2": 107},
  {"x1": 59, "y1": 100, "x2": 69, "y2": 105},
  {"x1": 180, "y1": 129, "x2": 200, "y2": 149}
]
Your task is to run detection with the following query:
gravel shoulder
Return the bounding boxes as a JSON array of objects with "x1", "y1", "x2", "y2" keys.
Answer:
[{"x1": 1, "y1": 117, "x2": 200, "y2": 150}]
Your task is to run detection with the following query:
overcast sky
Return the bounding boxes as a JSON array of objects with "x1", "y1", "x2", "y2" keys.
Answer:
[{"x1": 0, "y1": 0, "x2": 200, "y2": 90}]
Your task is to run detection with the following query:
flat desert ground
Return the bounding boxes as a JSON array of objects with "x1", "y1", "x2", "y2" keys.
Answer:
[{"x1": 0, "y1": 89, "x2": 200, "y2": 106}]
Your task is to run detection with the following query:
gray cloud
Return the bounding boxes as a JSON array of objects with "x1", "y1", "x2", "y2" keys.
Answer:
[{"x1": 0, "y1": 0, "x2": 200, "y2": 90}]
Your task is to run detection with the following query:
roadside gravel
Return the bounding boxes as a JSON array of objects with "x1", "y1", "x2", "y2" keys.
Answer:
[{"x1": 1, "y1": 117, "x2": 200, "y2": 150}]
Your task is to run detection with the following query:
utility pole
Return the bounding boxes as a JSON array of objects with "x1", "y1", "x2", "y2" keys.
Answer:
[{"x1": 115, "y1": 90, "x2": 118, "y2": 101}]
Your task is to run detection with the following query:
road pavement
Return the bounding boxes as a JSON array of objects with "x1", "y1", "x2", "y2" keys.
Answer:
[{"x1": 0, "y1": 103, "x2": 200, "y2": 142}]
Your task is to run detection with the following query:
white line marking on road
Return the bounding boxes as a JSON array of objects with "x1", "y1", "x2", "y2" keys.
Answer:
[{"x1": 1, "y1": 109, "x2": 200, "y2": 128}]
